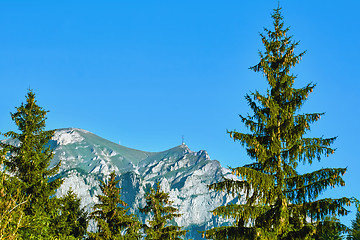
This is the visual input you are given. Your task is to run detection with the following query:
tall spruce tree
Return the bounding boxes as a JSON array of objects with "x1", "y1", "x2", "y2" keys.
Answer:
[
  {"x1": 205, "y1": 7, "x2": 355, "y2": 239},
  {"x1": 140, "y1": 182, "x2": 188, "y2": 240},
  {"x1": 2, "y1": 90, "x2": 62, "y2": 214},
  {"x1": 89, "y1": 171, "x2": 141, "y2": 240},
  {"x1": 1, "y1": 90, "x2": 62, "y2": 238},
  {"x1": 348, "y1": 209, "x2": 360, "y2": 240}
]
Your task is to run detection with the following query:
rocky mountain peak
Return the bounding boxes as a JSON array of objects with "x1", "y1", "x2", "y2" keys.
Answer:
[{"x1": 51, "y1": 129, "x2": 239, "y2": 239}]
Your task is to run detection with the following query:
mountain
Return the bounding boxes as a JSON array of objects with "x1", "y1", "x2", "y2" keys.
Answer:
[{"x1": 50, "y1": 128, "x2": 240, "y2": 239}]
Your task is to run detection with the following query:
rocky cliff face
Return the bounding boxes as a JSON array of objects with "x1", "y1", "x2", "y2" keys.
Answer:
[{"x1": 51, "y1": 128, "x2": 240, "y2": 239}]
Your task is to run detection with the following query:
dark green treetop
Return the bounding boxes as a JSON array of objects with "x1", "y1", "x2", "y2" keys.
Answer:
[
  {"x1": 0, "y1": 90, "x2": 63, "y2": 239},
  {"x1": 315, "y1": 216, "x2": 345, "y2": 240},
  {"x1": 205, "y1": 7, "x2": 355, "y2": 240},
  {"x1": 89, "y1": 171, "x2": 141, "y2": 240},
  {"x1": 348, "y1": 209, "x2": 360, "y2": 240},
  {"x1": 140, "y1": 182, "x2": 188, "y2": 240},
  {"x1": 2, "y1": 90, "x2": 62, "y2": 214},
  {"x1": 51, "y1": 189, "x2": 88, "y2": 239}
]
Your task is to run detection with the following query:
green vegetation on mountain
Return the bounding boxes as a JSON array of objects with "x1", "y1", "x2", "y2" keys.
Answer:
[{"x1": 205, "y1": 7, "x2": 355, "y2": 240}]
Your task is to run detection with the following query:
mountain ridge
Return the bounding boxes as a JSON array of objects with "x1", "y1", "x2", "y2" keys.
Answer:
[{"x1": 37, "y1": 128, "x2": 240, "y2": 239}]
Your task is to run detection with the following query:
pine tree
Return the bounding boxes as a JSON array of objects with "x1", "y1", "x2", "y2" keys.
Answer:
[
  {"x1": 89, "y1": 171, "x2": 141, "y2": 240},
  {"x1": 2, "y1": 90, "x2": 62, "y2": 214},
  {"x1": 51, "y1": 189, "x2": 88, "y2": 239},
  {"x1": 140, "y1": 182, "x2": 188, "y2": 240},
  {"x1": 316, "y1": 216, "x2": 344, "y2": 240},
  {"x1": 124, "y1": 214, "x2": 143, "y2": 240},
  {"x1": 1, "y1": 90, "x2": 62, "y2": 238},
  {"x1": 348, "y1": 209, "x2": 360, "y2": 240},
  {"x1": 205, "y1": 7, "x2": 355, "y2": 239}
]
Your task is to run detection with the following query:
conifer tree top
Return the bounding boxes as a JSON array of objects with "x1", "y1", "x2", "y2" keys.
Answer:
[{"x1": 206, "y1": 6, "x2": 356, "y2": 240}]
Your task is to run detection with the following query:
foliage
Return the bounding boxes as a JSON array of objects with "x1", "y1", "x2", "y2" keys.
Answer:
[
  {"x1": 51, "y1": 189, "x2": 88, "y2": 239},
  {"x1": 1, "y1": 90, "x2": 62, "y2": 214},
  {"x1": 89, "y1": 171, "x2": 141, "y2": 240},
  {"x1": 1, "y1": 90, "x2": 63, "y2": 239},
  {"x1": 140, "y1": 182, "x2": 188, "y2": 240},
  {"x1": 205, "y1": 7, "x2": 354, "y2": 240},
  {"x1": 315, "y1": 216, "x2": 345, "y2": 240},
  {"x1": 124, "y1": 214, "x2": 143, "y2": 240},
  {"x1": 348, "y1": 209, "x2": 360, "y2": 240},
  {"x1": 0, "y1": 148, "x2": 27, "y2": 240}
]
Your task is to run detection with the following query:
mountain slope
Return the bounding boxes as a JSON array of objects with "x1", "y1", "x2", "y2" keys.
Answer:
[{"x1": 52, "y1": 128, "x2": 240, "y2": 239}]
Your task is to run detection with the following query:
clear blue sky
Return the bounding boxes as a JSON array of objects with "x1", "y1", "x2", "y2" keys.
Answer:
[{"x1": 1, "y1": 0, "x2": 359, "y2": 226}]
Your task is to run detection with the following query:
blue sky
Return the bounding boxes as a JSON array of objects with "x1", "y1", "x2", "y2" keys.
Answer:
[{"x1": 1, "y1": 0, "x2": 359, "y2": 226}]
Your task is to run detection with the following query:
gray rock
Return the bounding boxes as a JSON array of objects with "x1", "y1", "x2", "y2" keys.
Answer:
[{"x1": 51, "y1": 128, "x2": 241, "y2": 239}]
